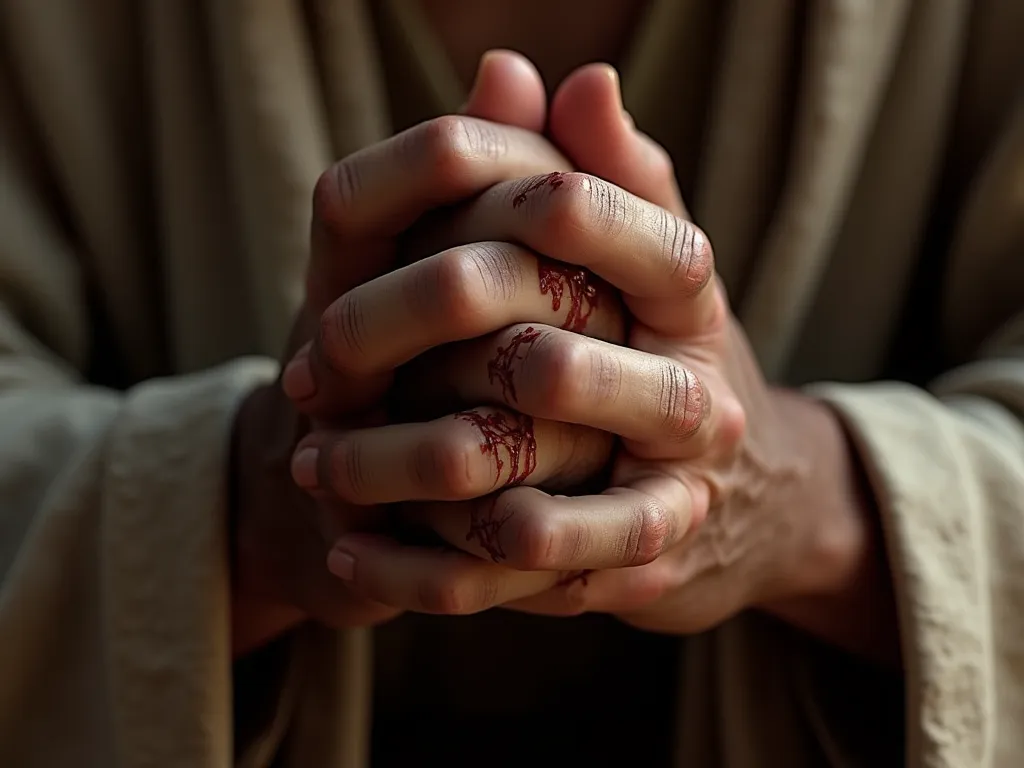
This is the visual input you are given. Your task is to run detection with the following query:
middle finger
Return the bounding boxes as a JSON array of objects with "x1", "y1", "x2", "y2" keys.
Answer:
[{"x1": 414, "y1": 322, "x2": 712, "y2": 446}]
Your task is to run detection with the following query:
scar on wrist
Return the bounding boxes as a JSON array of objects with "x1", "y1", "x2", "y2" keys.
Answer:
[{"x1": 512, "y1": 172, "x2": 565, "y2": 209}]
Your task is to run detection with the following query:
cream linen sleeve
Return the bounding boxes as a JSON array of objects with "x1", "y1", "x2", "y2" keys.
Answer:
[
  {"x1": 810, "y1": 316, "x2": 1024, "y2": 767},
  {"x1": 0, "y1": 70, "x2": 278, "y2": 768}
]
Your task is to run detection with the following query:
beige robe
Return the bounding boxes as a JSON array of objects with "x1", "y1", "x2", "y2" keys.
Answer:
[{"x1": 0, "y1": 0, "x2": 1022, "y2": 765}]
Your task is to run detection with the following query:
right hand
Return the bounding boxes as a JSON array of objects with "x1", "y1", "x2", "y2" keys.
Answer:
[{"x1": 229, "y1": 58, "x2": 573, "y2": 655}]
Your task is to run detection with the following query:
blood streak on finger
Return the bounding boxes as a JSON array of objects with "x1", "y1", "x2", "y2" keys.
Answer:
[
  {"x1": 456, "y1": 411, "x2": 538, "y2": 486},
  {"x1": 512, "y1": 172, "x2": 565, "y2": 209},
  {"x1": 538, "y1": 259, "x2": 599, "y2": 332},
  {"x1": 487, "y1": 326, "x2": 541, "y2": 403}
]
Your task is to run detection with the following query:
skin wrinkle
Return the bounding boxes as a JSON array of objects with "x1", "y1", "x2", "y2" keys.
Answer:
[
  {"x1": 454, "y1": 114, "x2": 511, "y2": 165},
  {"x1": 586, "y1": 341, "x2": 625, "y2": 408},
  {"x1": 655, "y1": 359, "x2": 685, "y2": 439},
  {"x1": 471, "y1": 242, "x2": 522, "y2": 302},
  {"x1": 582, "y1": 174, "x2": 631, "y2": 241},
  {"x1": 330, "y1": 438, "x2": 365, "y2": 502}
]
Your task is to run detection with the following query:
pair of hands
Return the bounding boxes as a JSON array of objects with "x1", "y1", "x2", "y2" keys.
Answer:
[{"x1": 233, "y1": 52, "x2": 878, "y2": 658}]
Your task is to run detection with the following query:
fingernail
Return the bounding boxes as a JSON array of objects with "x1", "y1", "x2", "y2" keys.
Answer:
[
  {"x1": 282, "y1": 353, "x2": 316, "y2": 401},
  {"x1": 327, "y1": 548, "x2": 356, "y2": 580},
  {"x1": 291, "y1": 447, "x2": 319, "y2": 489}
]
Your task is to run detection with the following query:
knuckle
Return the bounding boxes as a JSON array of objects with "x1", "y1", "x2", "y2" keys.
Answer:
[
  {"x1": 658, "y1": 211, "x2": 714, "y2": 296},
  {"x1": 312, "y1": 161, "x2": 361, "y2": 238},
  {"x1": 500, "y1": 495, "x2": 593, "y2": 570},
  {"x1": 625, "y1": 499, "x2": 672, "y2": 566},
  {"x1": 317, "y1": 293, "x2": 369, "y2": 375},
  {"x1": 416, "y1": 572, "x2": 491, "y2": 616},
  {"x1": 656, "y1": 363, "x2": 706, "y2": 440},
  {"x1": 422, "y1": 247, "x2": 499, "y2": 333},
  {"x1": 523, "y1": 332, "x2": 590, "y2": 415},
  {"x1": 509, "y1": 509, "x2": 560, "y2": 570},
  {"x1": 548, "y1": 173, "x2": 632, "y2": 241},
  {"x1": 413, "y1": 430, "x2": 490, "y2": 498},
  {"x1": 416, "y1": 115, "x2": 508, "y2": 187},
  {"x1": 466, "y1": 242, "x2": 524, "y2": 302},
  {"x1": 416, "y1": 576, "x2": 468, "y2": 615}
]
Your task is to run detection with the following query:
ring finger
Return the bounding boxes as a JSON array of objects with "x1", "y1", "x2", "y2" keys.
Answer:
[{"x1": 292, "y1": 406, "x2": 613, "y2": 505}]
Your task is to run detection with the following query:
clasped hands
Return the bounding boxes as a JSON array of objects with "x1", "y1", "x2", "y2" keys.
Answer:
[{"x1": 233, "y1": 52, "x2": 883, "y2": 656}]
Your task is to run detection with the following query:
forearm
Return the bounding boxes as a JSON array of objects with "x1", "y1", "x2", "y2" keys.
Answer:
[{"x1": 758, "y1": 389, "x2": 901, "y2": 665}]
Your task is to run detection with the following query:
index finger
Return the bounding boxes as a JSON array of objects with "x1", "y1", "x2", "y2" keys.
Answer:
[
  {"x1": 411, "y1": 172, "x2": 721, "y2": 337},
  {"x1": 292, "y1": 118, "x2": 573, "y2": 416},
  {"x1": 308, "y1": 116, "x2": 572, "y2": 310}
]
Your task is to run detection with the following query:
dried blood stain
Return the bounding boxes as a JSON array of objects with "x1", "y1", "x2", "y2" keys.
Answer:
[
  {"x1": 456, "y1": 410, "x2": 538, "y2": 486},
  {"x1": 538, "y1": 260, "x2": 599, "y2": 332},
  {"x1": 466, "y1": 499, "x2": 513, "y2": 562},
  {"x1": 512, "y1": 172, "x2": 565, "y2": 209},
  {"x1": 487, "y1": 326, "x2": 541, "y2": 403},
  {"x1": 458, "y1": 411, "x2": 539, "y2": 562}
]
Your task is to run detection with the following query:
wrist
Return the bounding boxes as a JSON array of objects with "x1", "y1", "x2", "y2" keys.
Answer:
[
  {"x1": 770, "y1": 389, "x2": 872, "y2": 596},
  {"x1": 230, "y1": 383, "x2": 309, "y2": 657},
  {"x1": 758, "y1": 389, "x2": 900, "y2": 663}
]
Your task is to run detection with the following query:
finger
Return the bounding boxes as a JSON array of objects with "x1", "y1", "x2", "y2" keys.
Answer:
[
  {"x1": 503, "y1": 558, "x2": 672, "y2": 617},
  {"x1": 412, "y1": 172, "x2": 721, "y2": 338},
  {"x1": 308, "y1": 115, "x2": 571, "y2": 307},
  {"x1": 411, "y1": 479, "x2": 692, "y2": 571},
  {"x1": 425, "y1": 323, "x2": 711, "y2": 446},
  {"x1": 549, "y1": 63, "x2": 688, "y2": 218},
  {"x1": 289, "y1": 117, "x2": 574, "y2": 416},
  {"x1": 326, "y1": 533, "x2": 559, "y2": 615},
  {"x1": 291, "y1": 407, "x2": 613, "y2": 504},
  {"x1": 461, "y1": 50, "x2": 547, "y2": 132},
  {"x1": 302, "y1": 243, "x2": 623, "y2": 401}
]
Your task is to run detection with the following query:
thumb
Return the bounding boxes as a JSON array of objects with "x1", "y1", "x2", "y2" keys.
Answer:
[
  {"x1": 460, "y1": 49, "x2": 547, "y2": 132},
  {"x1": 549, "y1": 64, "x2": 687, "y2": 217}
]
